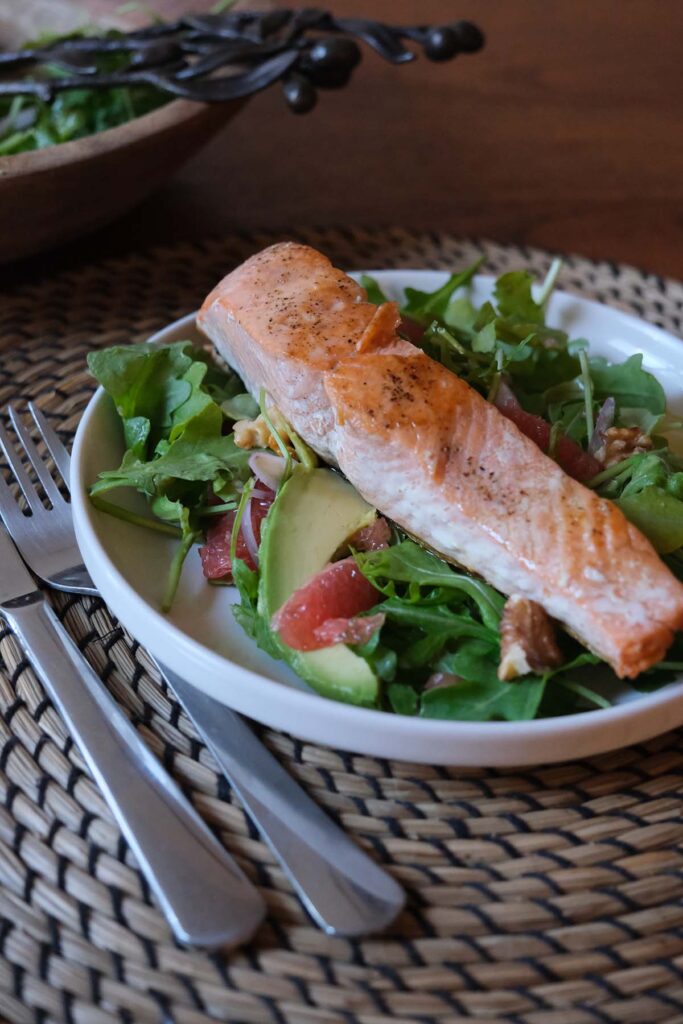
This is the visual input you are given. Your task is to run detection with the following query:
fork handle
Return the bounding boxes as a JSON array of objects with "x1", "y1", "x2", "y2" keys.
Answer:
[
  {"x1": 3, "y1": 597, "x2": 264, "y2": 948},
  {"x1": 160, "y1": 664, "x2": 405, "y2": 936}
]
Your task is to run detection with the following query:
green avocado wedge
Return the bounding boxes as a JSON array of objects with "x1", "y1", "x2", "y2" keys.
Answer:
[{"x1": 257, "y1": 466, "x2": 380, "y2": 706}]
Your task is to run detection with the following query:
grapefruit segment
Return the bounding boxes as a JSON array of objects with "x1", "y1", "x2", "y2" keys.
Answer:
[
  {"x1": 199, "y1": 485, "x2": 275, "y2": 581},
  {"x1": 313, "y1": 613, "x2": 386, "y2": 648},
  {"x1": 272, "y1": 557, "x2": 380, "y2": 651}
]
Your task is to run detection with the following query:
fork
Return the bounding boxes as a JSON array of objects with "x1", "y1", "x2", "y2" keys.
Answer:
[
  {"x1": 0, "y1": 415, "x2": 266, "y2": 949},
  {"x1": 0, "y1": 403, "x2": 405, "y2": 938}
]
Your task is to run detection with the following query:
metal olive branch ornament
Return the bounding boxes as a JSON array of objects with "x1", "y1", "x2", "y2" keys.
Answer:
[{"x1": 0, "y1": 9, "x2": 485, "y2": 114}]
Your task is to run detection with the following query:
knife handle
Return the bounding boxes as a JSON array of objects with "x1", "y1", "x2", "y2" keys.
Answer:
[
  {"x1": 159, "y1": 662, "x2": 405, "y2": 936},
  {"x1": 3, "y1": 596, "x2": 264, "y2": 948}
]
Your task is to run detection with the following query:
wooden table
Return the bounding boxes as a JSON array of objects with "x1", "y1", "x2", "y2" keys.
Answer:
[{"x1": 6, "y1": 0, "x2": 683, "y2": 284}]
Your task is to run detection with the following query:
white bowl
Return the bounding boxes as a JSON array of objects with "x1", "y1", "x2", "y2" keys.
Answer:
[{"x1": 71, "y1": 270, "x2": 683, "y2": 766}]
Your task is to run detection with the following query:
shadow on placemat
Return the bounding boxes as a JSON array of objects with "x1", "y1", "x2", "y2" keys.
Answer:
[{"x1": 0, "y1": 228, "x2": 682, "y2": 1024}]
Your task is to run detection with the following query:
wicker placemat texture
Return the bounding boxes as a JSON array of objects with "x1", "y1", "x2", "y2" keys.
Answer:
[{"x1": 0, "y1": 228, "x2": 683, "y2": 1024}]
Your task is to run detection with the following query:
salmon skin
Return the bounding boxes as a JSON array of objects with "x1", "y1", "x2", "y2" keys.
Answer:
[{"x1": 198, "y1": 242, "x2": 683, "y2": 679}]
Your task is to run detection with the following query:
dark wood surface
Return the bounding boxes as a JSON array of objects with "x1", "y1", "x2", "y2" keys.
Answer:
[{"x1": 5, "y1": 1, "x2": 683, "y2": 287}]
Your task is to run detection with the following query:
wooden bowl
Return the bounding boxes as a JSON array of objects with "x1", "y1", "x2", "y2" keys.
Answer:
[{"x1": 0, "y1": 1, "x2": 249, "y2": 263}]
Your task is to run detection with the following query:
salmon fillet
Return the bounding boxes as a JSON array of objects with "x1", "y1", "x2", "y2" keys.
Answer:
[{"x1": 198, "y1": 242, "x2": 683, "y2": 678}]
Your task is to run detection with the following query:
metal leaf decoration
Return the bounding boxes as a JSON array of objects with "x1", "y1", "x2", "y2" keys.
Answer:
[{"x1": 0, "y1": 9, "x2": 485, "y2": 114}]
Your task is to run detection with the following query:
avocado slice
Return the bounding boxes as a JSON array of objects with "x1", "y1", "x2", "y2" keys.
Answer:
[{"x1": 258, "y1": 466, "x2": 379, "y2": 705}]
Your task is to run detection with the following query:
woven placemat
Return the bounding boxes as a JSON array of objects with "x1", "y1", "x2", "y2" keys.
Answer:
[{"x1": 1, "y1": 228, "x2": 683, "y2": 1024}]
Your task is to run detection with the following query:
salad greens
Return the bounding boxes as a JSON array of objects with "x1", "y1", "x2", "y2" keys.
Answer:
[
  {"x1": 88, "y1": 257, "x2": 683, "y2": 722},
  {"x1": 0, "y1": 28, "x2": 168, "y2": 156},
  {"x1": 88, "y1": 341, "x2": 254, "y2": 609},
  {"x1": 351, "y1": 540, "x2": 607, "y2": 721}
]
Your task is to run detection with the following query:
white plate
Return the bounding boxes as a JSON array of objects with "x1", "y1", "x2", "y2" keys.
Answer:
[{"x1": 71, "y1": 271, "x2": 683, "y2": 766}]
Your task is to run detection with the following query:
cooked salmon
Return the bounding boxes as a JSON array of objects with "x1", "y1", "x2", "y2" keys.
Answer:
[
  {"x1": 198, "y1": 242, "x2": 683, "y2": 678},
  {"x1": 199, "y1": 242, "x2": 411, "y2": 463}
]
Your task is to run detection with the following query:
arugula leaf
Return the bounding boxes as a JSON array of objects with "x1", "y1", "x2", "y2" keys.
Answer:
[
  {"x1": 402, "y1": 257, "x2": 485, "y2": 325},
  {"x1": 221, "y1": 393, "x2": 259, "y2": 421},
  {"x1": 437, "y1": 638, "x2": 500, "y2": 681},
  {"x1": 616, "y1": 486, "x2": 683, "y2": 553},
  {"x1": 590, "y1": 451, "x2": 652, "y2": 492},
  {"x1": 668, "y1": 474, "x2": 683, "y2": 500},
  {"x1": 387, "y1": 683, "x2": 418, "y2": 715},
  {"x1": 121, "y1": 416, "x2": 150, "y2": 459},
  {"x1": 88, "y1": 342, "x2": 198, "y2": 455},
  {"x1": 149, "y1": 494, "x2": 189, "y2": 524},
  {"x1": 88, "y1": 342, "x2": 188, "y2": 411},
  {"x1": 355, "y1": 541, "x2": 504, "y2": 630},
  {"x1": 90, "y1": 342, "x2": 251, "y2": 495},
  {"x1": 399, "y1": 631, "x2": 451, "y2": 669},
  {"x1": 360, "y1": 275, "x2": 390, "y2": 306},
  {"x1": 550, "y1": 651, "x2": 603, "y2": 676},
  {"x1": 420, "y1": 671, "x2": 546, "y2": 722},
  {"x1": 380, "y1": 596, "x2": 497, "y2": 644},
  {"x1": 91, "y1": 412, "x2": 250, "y2": 495},
  {"x1": 443, "y1": 296, "x2": 480, "y2": 332},
  {"x1": 421, "y1": 646, "x2": 605, "y2": 722},
  {"x1": 493, "y1": 271, "x2": 545, "y2": 324},
  {"x1": 351, "y1": 629, "x2": 398, "y2": 681},
  {"x1": 589, "y1": 354, "x2": 666, "y2": 415},
  {"x1": 507, "y1": 344, "x2": 580, "y2": 396},
  {"x1": 168, "y1": 361, "x2": 220, "y2": 443},
  {"x1": 618, "y1": 454, "x2": 668, "y2": 497}
]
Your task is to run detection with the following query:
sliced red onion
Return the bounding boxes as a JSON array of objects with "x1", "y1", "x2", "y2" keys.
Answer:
[
  {"x1": 589, "y1": 397, "x2": 616, "y2": 456},
  {"x1": 240, "y1": 496, "x2": 259, "y2": 566},
  {"x1": 248, "y1": 452, "x2": 287, "y2": 491},
  {"x1": 493, "y1": 377, "x2": 521, "y2": 411},
  {"x1": 424, "y1": 671, "x2": 462, "y2": 692},
  {"x1": 251, "y1": 487, "x2": 273, "y2": 500}
]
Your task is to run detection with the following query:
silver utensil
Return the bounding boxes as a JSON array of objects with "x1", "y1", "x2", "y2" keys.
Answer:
[
  {"x1": 0, "y1": 425, "x2": 266, "y2": 950},
  {"x1": 1, "y1": 403, "x2": 405, "y2": 937}
]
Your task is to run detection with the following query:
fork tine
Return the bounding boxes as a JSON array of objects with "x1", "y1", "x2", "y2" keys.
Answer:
[
  {"x1": 0, "y1": 470, "x2": 24, "y2": 529},
  {"x1": 0, "y1": 421, "x2": 42, "y2": 513},
  {"x1": 28, "y1": 402, "x2": 72, "y2": 490},
  {"x1": 8, "y1": 406, "x2": 63, "y2": 506}
]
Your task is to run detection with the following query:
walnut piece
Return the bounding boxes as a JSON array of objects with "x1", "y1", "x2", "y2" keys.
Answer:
[
  {"x1": 498, "y1": 595, "x2": 563, "y2": 681},
  {"x1": 233, "y1": 415, "x2": 272, "y2": 450},
  {"x1": 595, "y1": 426, "x2": 653, "y2": 468}
]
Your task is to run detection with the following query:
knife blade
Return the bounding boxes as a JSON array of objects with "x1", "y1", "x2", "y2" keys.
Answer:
[{"x1": 0, "y1": 523, "x2": 265, "y2": 946}]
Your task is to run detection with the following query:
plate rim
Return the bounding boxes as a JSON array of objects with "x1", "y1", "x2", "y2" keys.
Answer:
[{"x1": 70, "y1": 270, "x2": 683, "y2": 765}]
